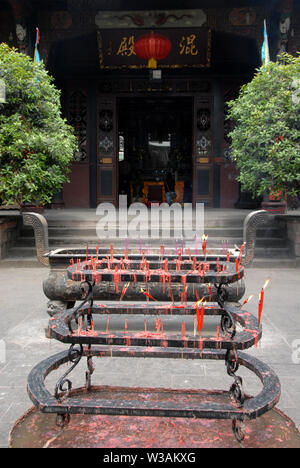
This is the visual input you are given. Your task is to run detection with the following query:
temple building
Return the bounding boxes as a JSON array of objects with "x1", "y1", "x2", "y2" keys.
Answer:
[{"x1": 0, "y1": 0, "x2": 299, "y2": 208}]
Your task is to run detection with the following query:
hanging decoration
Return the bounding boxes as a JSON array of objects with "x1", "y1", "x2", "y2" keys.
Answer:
[{"x1": 134, "y1": 31, "x2": 172, "y2": 68}]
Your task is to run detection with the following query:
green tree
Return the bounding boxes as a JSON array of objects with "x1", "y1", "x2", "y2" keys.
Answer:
[
  {"x1": 0, "y1": 43, "x2": 77, "y2": 206},
  {"x1": 227, "y1": 53, "x2": 300, "y2": 202}
]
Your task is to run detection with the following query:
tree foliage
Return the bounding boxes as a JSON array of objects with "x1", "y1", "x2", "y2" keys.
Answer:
[
  {"x1": 0, "y1": 43, "x2": 77, "y2": 206},
  {"x1": 227, "y1": 53, "x2": 300, "y2": 200}
]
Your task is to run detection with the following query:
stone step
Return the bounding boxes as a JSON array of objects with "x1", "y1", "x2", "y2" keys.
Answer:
[
  {"x1": 44, "y1": 216, "x2": 250, "y2": 229},
  {"x1": 19, "y1": 225, "x2": 286, "y2": 239},
  {"x1": 252, "y1": 257, "x2": 297, "y2": 268},
  {"x1": 14, "y1": 235, "x2": 288, "y2": 249},
  {"x1": 5, "y1": 209, "x2": 294, "y2": 268},
  {"x1": 253, "y1": 247, "x2": 292, "y2": 258}
]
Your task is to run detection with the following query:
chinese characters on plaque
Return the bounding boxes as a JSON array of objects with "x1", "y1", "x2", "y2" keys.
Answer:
[{"x1": 97, "y1": 28, "x2": 211, "y2": 69}]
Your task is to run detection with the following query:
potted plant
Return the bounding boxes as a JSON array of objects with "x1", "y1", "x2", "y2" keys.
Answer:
[
  {"x1": 226, "y1": 53, "x2": 300, "y2": 213},
  {"x1": 0, "y1": 44, "x2": 77, "y2": 211}
]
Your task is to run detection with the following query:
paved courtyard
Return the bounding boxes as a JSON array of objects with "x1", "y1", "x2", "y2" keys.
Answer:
[{"x1": 0, "y1": 266, "x2": 300, "y2": 447}]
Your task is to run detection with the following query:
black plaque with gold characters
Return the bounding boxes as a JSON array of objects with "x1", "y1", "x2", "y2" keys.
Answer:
[{"x1": 97, "y1": 28, "x2": 211, "y2": 69}]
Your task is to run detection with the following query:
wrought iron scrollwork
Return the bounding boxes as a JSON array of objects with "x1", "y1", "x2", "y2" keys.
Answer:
[
  {"x1": 225, "y1": 349, "x2": 239, "y2": 377},
  {"x1": 230, "y1": 376, "x2": 244, "y2": 407},
  {"x1": 221, "y1": 312, "x2": 236, "y2": 339},
  {"x1": 67, "y1": 279, "x2": 94, "y2": 334},
  {"x1": 232, "y1": 419, "x2": 245, "y2": 443},
  {"x1": 225, "y1": 349, "x2": 244, "y2": 406},
  {"x1": 216, "y1": 284, "x2": 236, "y2": 339},
  {"x1": 225, "y1": 349, "x2": 245, "y2": 441},
  {"x1": 54, "y1": 344, "x2": 83, "y2": 401}
]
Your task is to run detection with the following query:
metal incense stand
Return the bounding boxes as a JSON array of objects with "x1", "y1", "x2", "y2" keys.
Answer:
[{"x1": 22, "y1": 250, "x2": 282, "y2": 445}]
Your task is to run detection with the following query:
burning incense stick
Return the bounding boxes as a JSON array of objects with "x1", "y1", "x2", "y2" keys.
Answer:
[
  {"x1": 120, "y1": 282, "x2": 130, "y2": 301},
  {"x1": 141, "y1": 288, "x2": 158, "y2": 302},
  {"x1": 240, "y1": 294, "x2": 253, "y2": 308}
]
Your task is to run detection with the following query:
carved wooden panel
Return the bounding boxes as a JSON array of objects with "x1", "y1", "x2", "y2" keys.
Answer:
[
  {"x1": 67, "y1": 89, "x2": 88, "y2": 162},
  {"x1": 63, "y1": 84, "x2": 90, "y2": 207},
  {"x1": 97, "y1": 96, "x2": 117, "y2": 205},
  {"x1": 193, "y1": 94, "x2": 214, "y2": 206}
]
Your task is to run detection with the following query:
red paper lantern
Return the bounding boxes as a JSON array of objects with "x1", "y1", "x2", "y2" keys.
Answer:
[{"x1": 134, "y1": 31, "x2": 172, "y2": 69}]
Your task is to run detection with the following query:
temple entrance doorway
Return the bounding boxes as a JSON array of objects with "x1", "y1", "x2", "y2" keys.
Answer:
[{"x1": 117, "y1": 96, "x2": 193, "y2": 206}]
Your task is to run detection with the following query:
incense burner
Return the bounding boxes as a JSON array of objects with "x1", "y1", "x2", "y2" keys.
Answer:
[{"x1": 26, "y1": 252, "x2": 281, "y2": 443}]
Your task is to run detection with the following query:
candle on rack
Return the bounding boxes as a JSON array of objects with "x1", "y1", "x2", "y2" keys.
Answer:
[
  {"x1": 208, "y1": 284, "x2": 213, "y2": 302},
  {"x1": 238, "y1": 242, "x2": 246, "y2": 263},
  {"x1": 196, "y1": 298, "x2": 205, "y2": 335},
  {"x1": 114, "y1": 266, "x2": 120, "y2": 293},
  {"x1": 86, "y1": 244, "x2": 89, "y2": 262},
  {"x1": 202, "y1": 234, "x2": 208, "y2": 259},
  {"x1": 96, "y1": 245, "x2": 99, "y2": 261},
  {"x1": 258, "y1": 290, "x2": 263, "y2": 325},
  {"x1": 110, "y1": 243, "x2": 114, "y2": 261},
  {"x1": 196, "y1": 304, "x2": 202, "y2": 335},
  {"x1": 160, "y1": 244, "x2": 165, "y2": 258},
  {"x1": 200, "y1": 303, "x2": 204, "y2": 333},
  {"x1": 182, "y1": 275, "x2": 187, "y2": 303},
  {"x1": 258, "y1": 278, "x2": 270, "y2": 325}
]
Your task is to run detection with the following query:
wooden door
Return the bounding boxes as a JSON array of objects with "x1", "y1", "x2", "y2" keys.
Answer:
[
  {"x1": 97, "y1": 95, "x2": 118, "y2": 206},
  {"x1": 193, "y1": 95, "x2": 214, "y2": 207}
]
